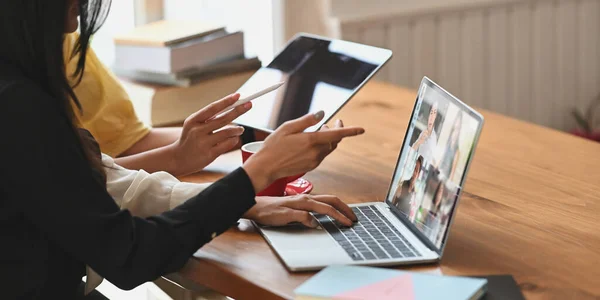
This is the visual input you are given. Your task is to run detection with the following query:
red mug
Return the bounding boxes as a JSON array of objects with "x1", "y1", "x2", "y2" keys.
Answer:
[{"x1": 241, "y1": 141, "x2": 304, "y2": 196}]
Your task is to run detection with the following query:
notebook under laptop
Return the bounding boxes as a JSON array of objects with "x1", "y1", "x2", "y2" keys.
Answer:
[{"x1": 256, "y1": 77, "x2": 485, "y2": 271}]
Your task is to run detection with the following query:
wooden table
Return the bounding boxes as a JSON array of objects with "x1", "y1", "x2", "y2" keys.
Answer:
[{"x1": 169, "y1": 81, "x2": 600, "y2": 300}]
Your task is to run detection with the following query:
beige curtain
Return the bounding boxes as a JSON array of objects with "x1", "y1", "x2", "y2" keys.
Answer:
[
  {"x1": 274, "y1": 0, "x2": 339, "y2": 49},
  {"x1": 133, "y1": 0, "x2": 164, "y2": 25}
]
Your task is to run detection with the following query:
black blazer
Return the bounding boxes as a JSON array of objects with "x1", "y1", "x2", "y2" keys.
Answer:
[{"x1": 0, "y1": 59, "x2": 256, "y2": 299}]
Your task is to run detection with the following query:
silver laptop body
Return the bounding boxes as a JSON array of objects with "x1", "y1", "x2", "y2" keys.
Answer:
[{"x1": 256, "y1": 77, "x2": 485, "y2": 271}]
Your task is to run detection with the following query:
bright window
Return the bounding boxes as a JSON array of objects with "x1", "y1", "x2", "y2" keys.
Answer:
[
  {"x1": 91, "y1": 0, "x2": 136, "y2": 66},
  {"x1": 164, "y1": 0, "x2": 276, "y2": 64}
]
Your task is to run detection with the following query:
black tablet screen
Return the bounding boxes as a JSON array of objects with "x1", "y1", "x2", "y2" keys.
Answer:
[{"x1": 233, "y1": 35, "x2": 392, "y2": 132}]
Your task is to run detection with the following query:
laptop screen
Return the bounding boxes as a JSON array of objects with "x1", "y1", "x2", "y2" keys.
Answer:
[{"x1": 386, "y1": 77, "x2": 483, "y2": 251}]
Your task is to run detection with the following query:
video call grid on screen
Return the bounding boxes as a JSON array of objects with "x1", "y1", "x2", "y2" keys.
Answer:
[{"x1": 386, "y1": 78, "x2": 483, "y2": 250}]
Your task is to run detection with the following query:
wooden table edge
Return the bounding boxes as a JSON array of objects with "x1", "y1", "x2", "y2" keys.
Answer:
[{"x1": 167, "y1": 256, "x2": 290, "y2": 300}]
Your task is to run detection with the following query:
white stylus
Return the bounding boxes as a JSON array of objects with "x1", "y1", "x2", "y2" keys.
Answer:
[{"x1": 217, "y1": 81, "x2": 285, "y2": 116}]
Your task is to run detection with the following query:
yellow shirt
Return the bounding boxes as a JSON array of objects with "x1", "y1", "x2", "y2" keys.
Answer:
[{"x1": 64, "y1": 33, "x2": 150, "y2": 157}]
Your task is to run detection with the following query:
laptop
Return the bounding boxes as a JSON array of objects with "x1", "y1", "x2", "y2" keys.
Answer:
[{"x1": 256, "y1": 77, "x2": 485, "y2": 271}]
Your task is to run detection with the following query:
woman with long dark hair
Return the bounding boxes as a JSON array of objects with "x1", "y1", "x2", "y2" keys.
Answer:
[{"x1": 0, "y1": 0, "x2": 364, "y2": 298}]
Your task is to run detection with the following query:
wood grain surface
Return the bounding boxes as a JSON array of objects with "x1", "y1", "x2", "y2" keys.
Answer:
[{"x1": 168, "y1": 81, "x2": 600, "y2": 300}]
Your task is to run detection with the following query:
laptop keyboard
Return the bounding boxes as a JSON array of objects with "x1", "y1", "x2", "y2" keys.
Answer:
[{"x1": 315, "y1": 205, "x2": 420, "y2": 261}]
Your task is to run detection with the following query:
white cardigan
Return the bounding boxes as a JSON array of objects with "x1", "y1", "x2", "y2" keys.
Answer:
[{"x1": 84, "y1": 154, "x2": 211, "y2": 294}]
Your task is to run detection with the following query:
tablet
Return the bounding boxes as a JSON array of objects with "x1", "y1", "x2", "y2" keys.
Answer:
[{"x1": 232, "y1": 33, "x2": 392, "y2": 132}]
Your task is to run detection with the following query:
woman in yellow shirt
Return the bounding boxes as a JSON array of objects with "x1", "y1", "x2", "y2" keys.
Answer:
[{"x1": 65, "y1": 33, "x2": 243, "y2": 176}]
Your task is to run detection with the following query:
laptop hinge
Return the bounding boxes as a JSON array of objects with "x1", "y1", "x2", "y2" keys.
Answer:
[{"x1": 385, "y1": 203, "x2": 441, "y2": 254}]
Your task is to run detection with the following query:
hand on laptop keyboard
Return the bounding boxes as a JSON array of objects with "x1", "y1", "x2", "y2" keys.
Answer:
[
  {"x1": 315, "y1": 206, "x2": 420, "y2": 261},
  {"x1": 245, "y1": 195, "x2": 358, "y2": 228}
]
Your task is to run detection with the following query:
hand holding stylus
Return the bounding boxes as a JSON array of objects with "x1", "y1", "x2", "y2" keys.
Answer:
[
  {"x1": 216, "y1": 82, "x2": 285, "y2": 117},
  {"x1": 168, "y1": 93, "x2": 251, "y2": 176}
]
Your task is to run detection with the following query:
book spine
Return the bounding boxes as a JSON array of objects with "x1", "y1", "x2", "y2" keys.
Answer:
[
  {"x1": 170, "y1": 31, "x2": 245, "y2": 73},
  {"x1": 114, "y1": 45, "x2": 173, "y2": 73}
]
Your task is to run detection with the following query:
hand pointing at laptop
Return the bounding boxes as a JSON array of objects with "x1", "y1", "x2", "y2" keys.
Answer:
[
  {"x1": 243, "y1": 110, "x2": 364, "y2": 194},
  {"x1": 242, "y1": 109, "x2": 364, "y2": 227},
  {"x1": 243, "y1": 116, "x2": 360, "y2": 228},
  {"x1": 172, "y1": 92, "x2": 364, "y2": 228}
]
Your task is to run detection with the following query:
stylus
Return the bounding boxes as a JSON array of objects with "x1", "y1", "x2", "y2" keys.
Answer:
[{"x1": 216, "y1": 82, "x2": 285, "y2": 116}]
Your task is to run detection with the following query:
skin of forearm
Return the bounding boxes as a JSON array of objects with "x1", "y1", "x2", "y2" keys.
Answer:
[
  {"x1": 120, "y1": 128, "x2": 182, "y2": 156},
  {"x1": 114, "y1": 126, "x2": 269, "y2": 175},
  {"x1": 115, "y1": 128, "x2": 182, "y2": 174},
  {"x1": 114, "y1": 144, "x2": 179, "y2": 174}
]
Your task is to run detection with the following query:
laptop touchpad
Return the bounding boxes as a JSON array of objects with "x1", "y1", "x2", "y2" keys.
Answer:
[{"x1": 260, "y1": 225, "x2": 339, "y2": 251}]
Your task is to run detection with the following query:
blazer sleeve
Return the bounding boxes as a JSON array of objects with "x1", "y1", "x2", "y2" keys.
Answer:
[
  {"x1": 103, "y1": 154, "x2": 212, "y2": 217},
  {"x1": 0, "y1": 82, "x2": 256, "y2": 290}
]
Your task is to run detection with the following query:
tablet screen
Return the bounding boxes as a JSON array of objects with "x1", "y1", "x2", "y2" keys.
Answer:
[{"x1": 232, "y1": 34, "x2": 392, "y2": 132}]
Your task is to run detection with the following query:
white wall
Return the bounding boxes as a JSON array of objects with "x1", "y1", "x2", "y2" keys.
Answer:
[
  {"x1": 330, "y1": 0, "x2": 519, "y2": 21},
  {"x1": 272, "y1": 0, "x2": 340, "y2": 51}
]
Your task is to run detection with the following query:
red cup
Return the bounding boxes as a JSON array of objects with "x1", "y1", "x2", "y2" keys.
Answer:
[{"x1": 241, "y1": 141, "x2": 304, "y2": 196}]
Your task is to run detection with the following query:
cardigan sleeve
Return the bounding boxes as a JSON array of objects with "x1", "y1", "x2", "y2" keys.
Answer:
[
  {"x1": 103, "y1": 154, "x2": 212, "y2": 217},
  {"x1": 0, "y1": 82, "x2": 256, "y2": 290}
]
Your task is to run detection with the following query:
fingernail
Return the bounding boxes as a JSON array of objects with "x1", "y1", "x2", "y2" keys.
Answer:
[
  {"x1": 310, "y1": 218, "x2": 320, "y2": 228},
  {"x1": 336, "y1": 119, "x2": 343, "y2": 127},
  {"x1": 243, "y1": 102, "x2": 252, "y2": 109},
  {"x1": 314, "y1": 111, "x2": 325, "y2": 121},
  {"x1": 358, "y1": 129, "x2": 365, "y2": 134},
  {"x1": 237, "y1": 126, "x2": 245, "y2": 134}
]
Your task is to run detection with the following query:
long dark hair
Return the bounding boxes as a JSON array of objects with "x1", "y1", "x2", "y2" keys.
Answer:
[{"x1": 0, "y1": 0, "x2": 112, "y2": 182}]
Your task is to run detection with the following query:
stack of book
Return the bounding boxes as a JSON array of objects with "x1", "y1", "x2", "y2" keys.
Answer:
[{"x1": 113, "y1": 20, "x2": 261, "y2": 126}]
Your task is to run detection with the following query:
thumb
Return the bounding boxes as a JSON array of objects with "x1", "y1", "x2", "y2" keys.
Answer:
[{"x1": 278, "y1": 111, "x2": 325, "y2": 134}]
